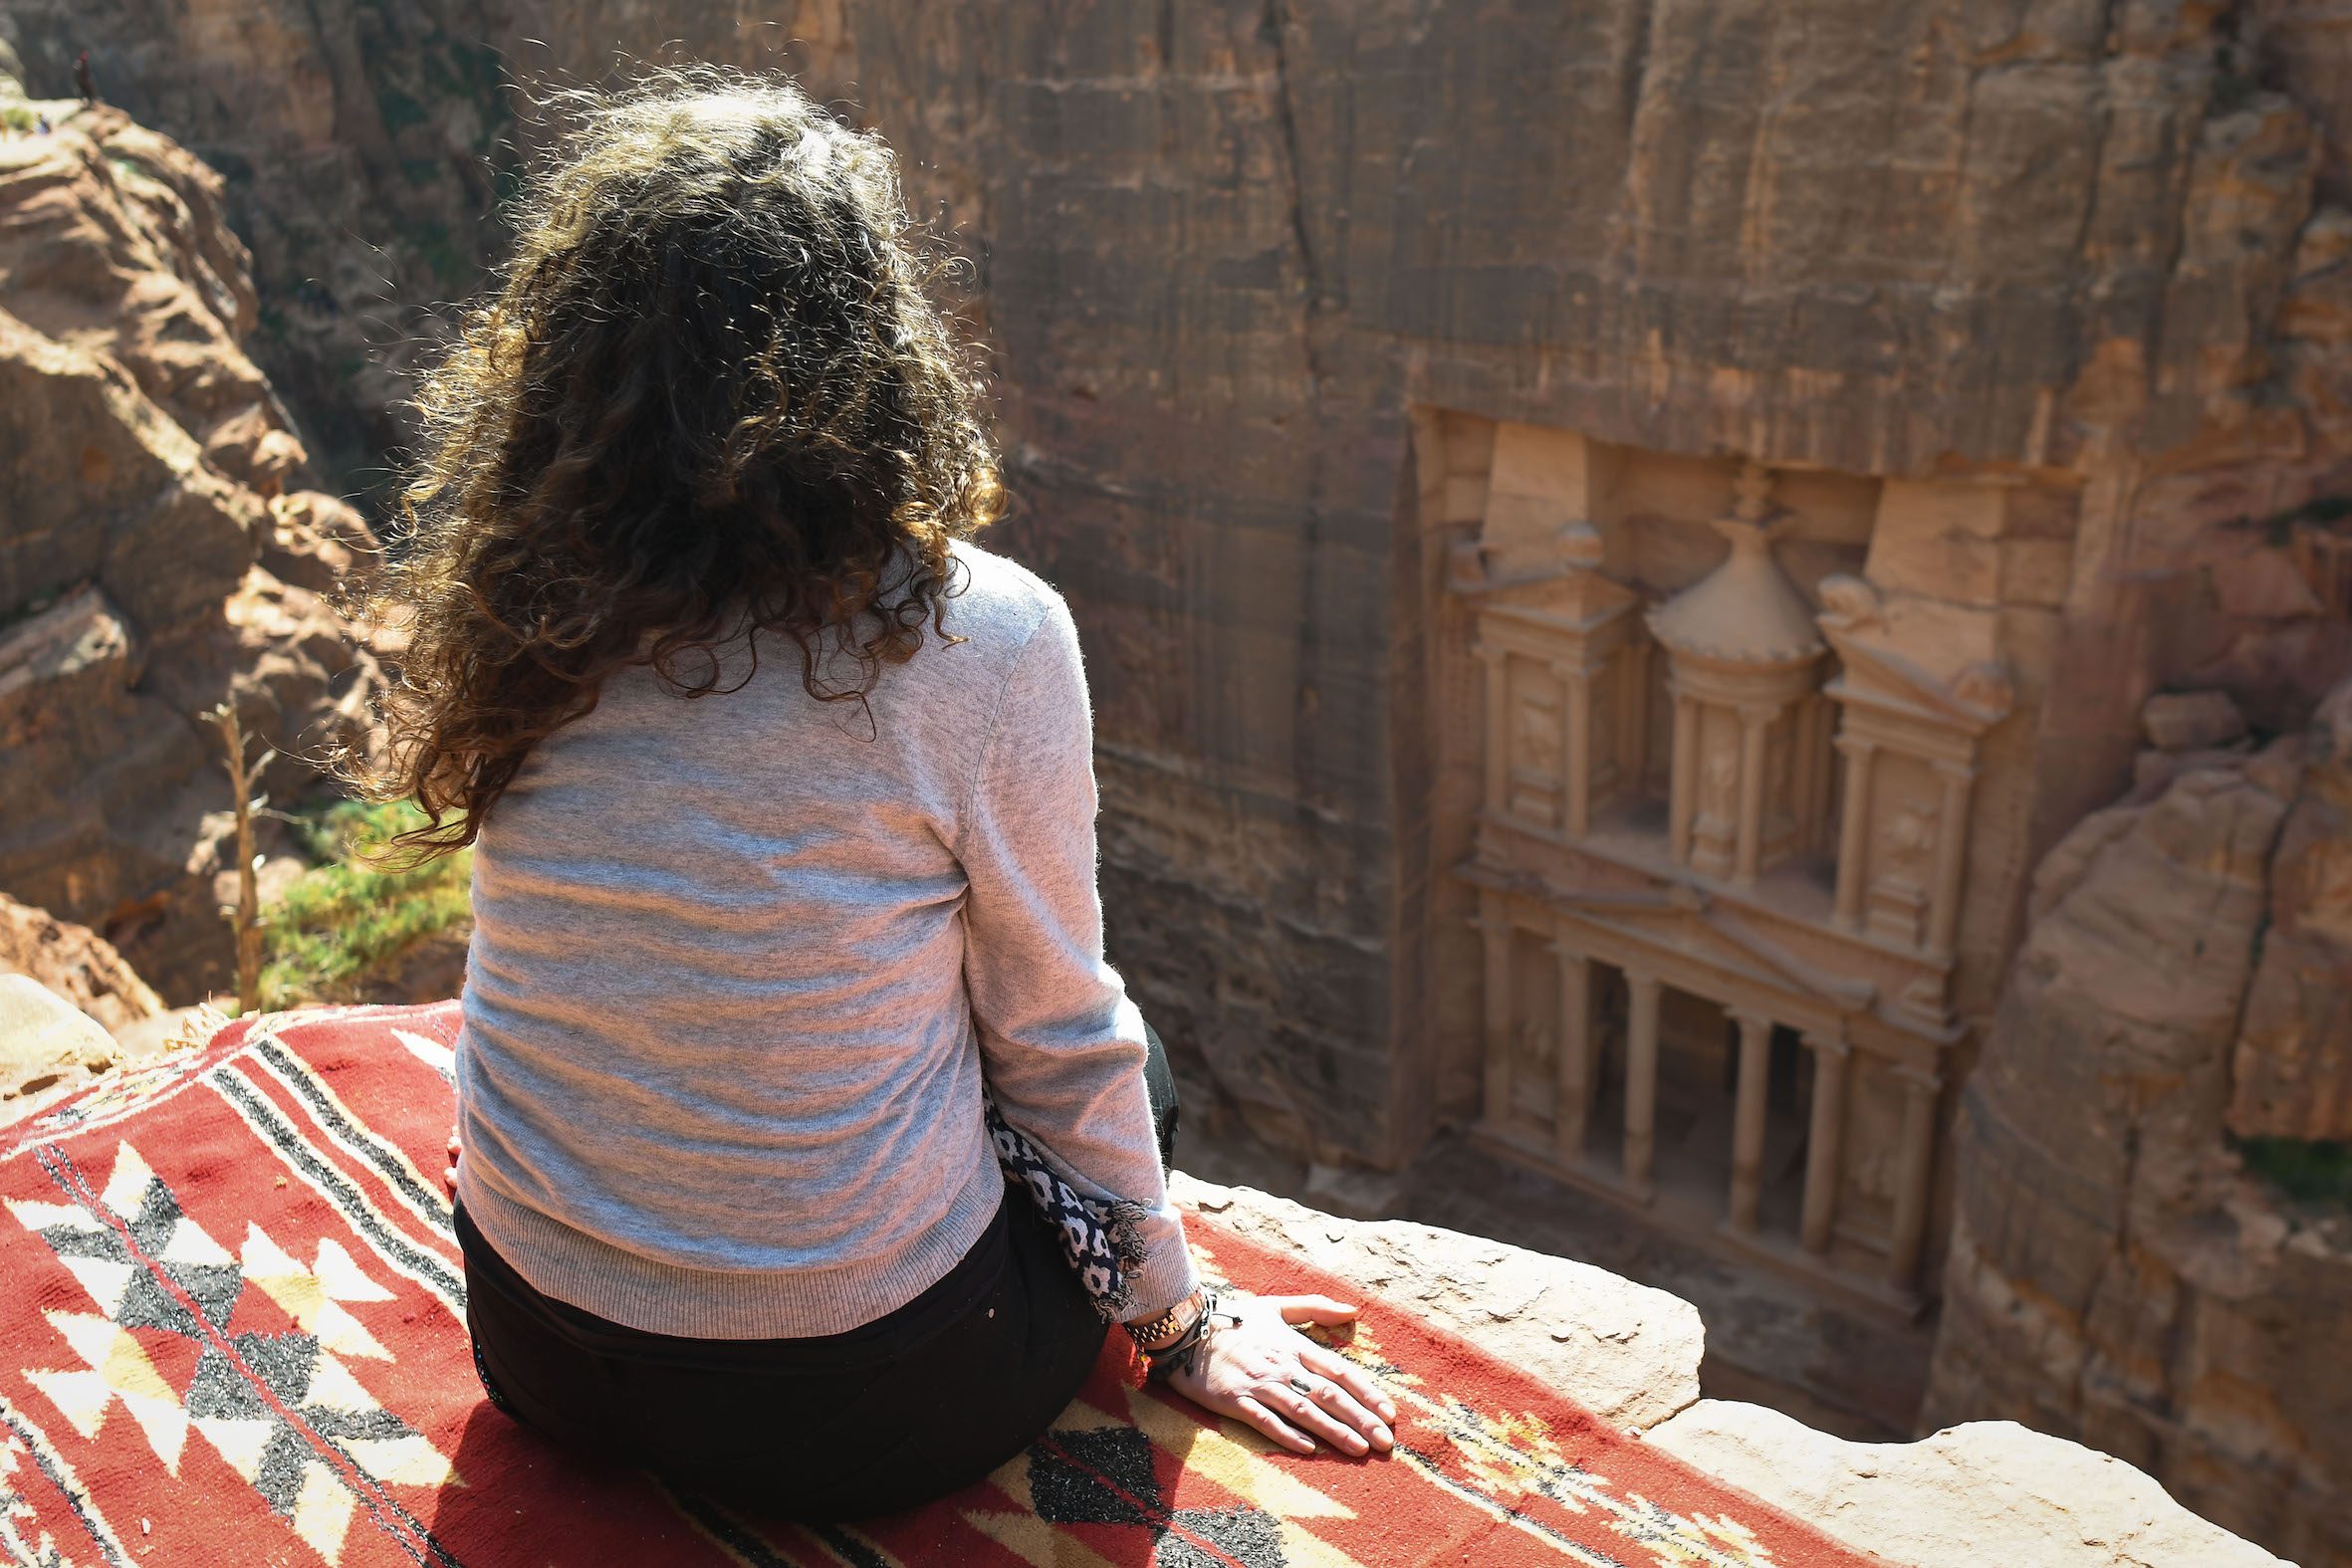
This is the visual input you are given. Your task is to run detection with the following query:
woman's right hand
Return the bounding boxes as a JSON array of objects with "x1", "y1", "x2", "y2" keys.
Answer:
[{"x1": 1159, "y1": 1292, "x2": 1397, "y2": 1456}]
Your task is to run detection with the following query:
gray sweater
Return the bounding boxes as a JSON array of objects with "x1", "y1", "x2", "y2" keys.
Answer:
[{"x1": 452, "y1": 542, "x2": 1197, "y2": 1338}]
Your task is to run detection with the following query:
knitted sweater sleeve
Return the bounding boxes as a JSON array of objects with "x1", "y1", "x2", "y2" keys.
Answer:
[{"x1": 954, "y1": 592, "x2": 1199, "y2": 1320}]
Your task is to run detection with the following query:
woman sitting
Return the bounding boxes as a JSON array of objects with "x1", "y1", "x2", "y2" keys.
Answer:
[{"x1": 351, "y1": 71, "x2": 1395, "y2": 1519}]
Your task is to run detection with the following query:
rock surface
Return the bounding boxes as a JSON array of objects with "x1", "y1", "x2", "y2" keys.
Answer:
[
  {"x1": 1170, "y1": 1171, "x2": 1703, "y2": 1432},
  {"x1": 0, "y1": 972, "x2": 118, "y2": 1111},
  {"x1": 2142, "y1": 690, "x2": 2251, "y2": 753},
  {"x1": 0, "y1": 90, "x2": 380, "y2": 1000},
  {"x1": 2231, "y1": 678, "x2": 2352, "y2": 1139},
  {"x1": 1925, "y1": 678, "x2": 2352, "y2": 1566},
  {"x1": 0, "y1": 891, "x2": 160, "y2": 1033},
  {"x1": 0, "y1": 1, "x2": 517, "y2": 492},
  {"x1": 1193, "y1": 1175, "x2": 2281, "y2": 1566},
  {"x1": 1648, "y1": 1401, "x2": 2287, "y2": 1568}
]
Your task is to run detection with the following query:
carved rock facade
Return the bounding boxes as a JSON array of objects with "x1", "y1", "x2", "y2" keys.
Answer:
[{"x1": 1424, "y1": 424, "x2": 2058, "y2": 1309}]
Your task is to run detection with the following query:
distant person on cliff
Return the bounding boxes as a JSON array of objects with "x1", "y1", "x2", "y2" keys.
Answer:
[
  {"x1": 73, "y1": 50, "x2": 94, "y2": 106},
  {"x1": 344, "y1": 69, "x2": 1395, "y2": 1519}
]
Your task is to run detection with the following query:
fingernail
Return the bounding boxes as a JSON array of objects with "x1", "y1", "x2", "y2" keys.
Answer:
[{"x1": 1373, "y1": 1425, "x2": 1392, "y2": 1447}]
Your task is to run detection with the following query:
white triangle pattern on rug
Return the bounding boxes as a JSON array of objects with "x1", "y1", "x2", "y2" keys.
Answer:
[{"x1": 7, "y1": 1138, "x2": 456, "y2": 1563}]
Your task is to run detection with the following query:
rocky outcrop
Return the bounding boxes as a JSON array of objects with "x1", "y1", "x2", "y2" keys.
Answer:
[
  {"x1": 1198, "y1": 1174, "x2": 2283, "y2": 1568},
  {"x1": 0, "y1": 1, "x2": 520, "y2": 491},
  {"x1": 1648, "y1": 1402, "x2": 2288, "y2": 1568},
  {"x1": 2230, "y1": 680, "x2": 2352, "y2": 1137},
  {"x1": 0, "y1": 890, "x2": 159, "y2": 1033},
  {"x1": 1924, "y1": 679, "x2": 2352, "y2": 1566},
  {"x1": 0, "y1": 973, "x2": 118, "y2": 1115},
  {"x1": 0, "y1": 88, "x2": 380, "y2": 1000},
  {"x1": 0, "y1": 890, "x2": 210, "y2": 1120}
]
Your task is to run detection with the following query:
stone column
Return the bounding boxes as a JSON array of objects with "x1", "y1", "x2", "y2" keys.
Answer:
[
  {"x1": 1886, "y1": 1064, "x2": 1943, "y2": 1290},
  {"x1": 1623, "y1": 970, "x2": 1661, "y2": 1196},
  {"x1": 1479, "y1": 892, "x2": 1513, "y2": 1134},
  {"x1": 1926, "y1": 762, "x2": 1976, "y2": 959},
  {"x1": 1832, "y1": 735, "x2": 1875, "y2": 930},
  {"x1": 1734, "y1": 706, "x2": 1770, "y2": 885},
  {"x1": 1561, "y1": 665, "x2": 1592, "y2": 838},
  {"x1": 1727, "y1": 1009, "x2": 1772, "y2": 1234},
  {"x1": 1668, "y1": 691, "x2": 1699, "y2": 865},
  {"x1": 1553, "y1": 938, "x2": 1592, "y2": 1165},
  {"x1": 1799, "y1": 1032, "x2": 1850, "y2": 1255},
  {"x1": 1478, "y1": 643, "x2": 1510, "y2": 822}
]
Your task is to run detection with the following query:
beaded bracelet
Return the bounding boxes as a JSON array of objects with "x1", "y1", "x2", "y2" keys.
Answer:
[{"x1": 1142, "y1": 1291, "x2": 1242, "y2": 1381}]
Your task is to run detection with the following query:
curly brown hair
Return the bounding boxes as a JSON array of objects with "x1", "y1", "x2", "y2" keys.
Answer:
[{"x1": 346, "y1": 70, "x2": 1005, "y2": 859}]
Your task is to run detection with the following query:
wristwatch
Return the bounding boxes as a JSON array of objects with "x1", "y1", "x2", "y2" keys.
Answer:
[{"x1": 1124, "y1": 1286, "x2": 1209, "y2": 1351}]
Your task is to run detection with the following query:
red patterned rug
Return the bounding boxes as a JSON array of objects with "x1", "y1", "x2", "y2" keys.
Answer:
[{"x1": 1, "y1": 1003, "x2": 1880, "y2": 1567}]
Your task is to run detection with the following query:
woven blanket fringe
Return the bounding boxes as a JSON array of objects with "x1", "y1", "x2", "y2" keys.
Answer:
[{"x1": 160, "y1": 1003, "x2": 236, "y2": 1055}]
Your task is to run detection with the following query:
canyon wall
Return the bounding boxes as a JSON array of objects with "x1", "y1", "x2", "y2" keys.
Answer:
[
  {"x1": 0, "y1": 0, "x2": 520, "y2": 493},
  {"x1": 13, "y1": 0, "x2": 2347, "y2": 1169},
  {"x1": 0, "y1": 74, "x2": 379, "y2": 998},
  {"x1": 1923, "y1": 679, "x2": 2352, "y2": 1566},
  {"x1": 8, "y1": 3, "x2": 2349, "y2": 1165},
  {"x1": 819, "y1": 4, "x2": 2352, "y2": 1183}
]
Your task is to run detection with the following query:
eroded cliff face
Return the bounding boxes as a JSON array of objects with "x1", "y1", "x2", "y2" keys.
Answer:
[
  {"x1": 0, "y1": 1, "x2": 855, "y2": 495},
  {"x1": 0, "y1": 0, "x2": 520, "y2": 492},
  {"x1": 9, "y1": 0, "x2": 2351, "y2": 1174},
  {"x1": 1923, "y1": 680, "x2": 2352, "y2": 1567},
  {"x1": 0, "y1": 84, "x2": 380, "y2": 999},
  {"x1": 774, "y1": 3, "x2": 2352, "y2": 1178}
]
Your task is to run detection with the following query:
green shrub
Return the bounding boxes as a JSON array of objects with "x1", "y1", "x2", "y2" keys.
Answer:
[
  {"x1": 261, "y1": 799, "x2": 471, "y2": 1008},
  {"x1": 2235, "y1": 1136, "x2": 2352, "y2": 1214}
]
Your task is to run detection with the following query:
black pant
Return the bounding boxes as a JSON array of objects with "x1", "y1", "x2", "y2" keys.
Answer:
[{"x1": 458, "y1": 1024, "x2": 1178, "y2": 1520}]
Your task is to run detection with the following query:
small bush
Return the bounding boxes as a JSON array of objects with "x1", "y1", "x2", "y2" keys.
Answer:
[
  {"x1": 2235, "y1": 1136, "x2": 2352, "y2": 1214},
  {"x1": 261, "y1": 799, "x2": 471, "y2": 1008}
]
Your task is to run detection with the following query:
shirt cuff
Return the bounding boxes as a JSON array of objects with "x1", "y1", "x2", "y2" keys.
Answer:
[{"x1": 1120, "y1": 1210, "x2": 1202, "y2": 1321}]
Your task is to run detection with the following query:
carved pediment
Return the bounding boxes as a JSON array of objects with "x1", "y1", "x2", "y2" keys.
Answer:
[
  {"x1": 1528, "y1": 876, "x2": 1877, "y2": 1014},
  {"x1": 1817, "y1": 575, "x2": 2013, "y2": 733},
  {"x1": 1462, "y1": 522, "x2": 1641, "y2": 638}
]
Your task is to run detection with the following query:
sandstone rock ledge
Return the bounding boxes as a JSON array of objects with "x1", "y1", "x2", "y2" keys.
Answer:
[
  {"x1": 1170, "y1": 1170, "x2": 1702, "y2": 1432},
  {"x1": 0, "y1": 890, "x2": 161, "y2": 1034},
  {"x1": 1647, "y1": 1404, "x2": 2286, "y2": 1568},
  {"x1": 1175, "y1": 1175, "x2": 2284, "y2": 1568},
  {"x1": 0, "y1": 896, "x2": 214, "y2": 1124}
]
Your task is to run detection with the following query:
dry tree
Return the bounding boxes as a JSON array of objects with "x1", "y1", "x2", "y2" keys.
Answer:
[{"x1": 205, "y1": 703, "x2": 270, "y2": 1014}]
